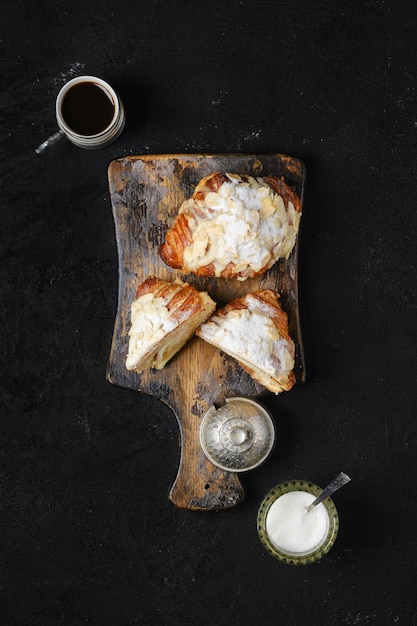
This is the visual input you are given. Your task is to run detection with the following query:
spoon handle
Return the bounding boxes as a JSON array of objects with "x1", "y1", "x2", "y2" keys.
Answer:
[
  {"x1": 306, "y1": 472, "x2": 351, "y2": 512},
  {"x1": 35, "y1": 129, "x2": 65, "y2": 154}
]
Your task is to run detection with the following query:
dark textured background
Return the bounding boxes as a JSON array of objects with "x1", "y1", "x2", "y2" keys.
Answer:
[{"x1": 2, "y1": 1, "x2": 417, "y2": 624}]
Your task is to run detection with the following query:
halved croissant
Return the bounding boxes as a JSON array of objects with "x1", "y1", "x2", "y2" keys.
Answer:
[
  {"x1": 126, "y1": 276, "x2": 216, "y2": 372},
  {"x1": 159, "y1": 172, "x2": 301, "y2": 280},
  {"x1": 196, "y1": 289, "x2": 296, "y2": 394}
]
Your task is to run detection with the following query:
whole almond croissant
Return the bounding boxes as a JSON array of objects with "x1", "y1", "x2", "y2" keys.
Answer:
[{"x1": 159, "y1": 172, "x2": 302, "y2": 281}]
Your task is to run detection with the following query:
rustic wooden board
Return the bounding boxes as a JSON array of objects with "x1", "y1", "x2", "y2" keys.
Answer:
[{"x1": 107, "y1": 154, "x2": 305, "y2": 510}]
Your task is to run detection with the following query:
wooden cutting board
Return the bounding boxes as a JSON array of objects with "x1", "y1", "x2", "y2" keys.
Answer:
[{"x1": 107, "y1": 154, "x2": 305, "y2": 510}]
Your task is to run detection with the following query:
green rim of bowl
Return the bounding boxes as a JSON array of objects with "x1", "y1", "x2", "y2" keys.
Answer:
[{"x1": 257, "y1": 480, "x2": 339, "y2": 565}]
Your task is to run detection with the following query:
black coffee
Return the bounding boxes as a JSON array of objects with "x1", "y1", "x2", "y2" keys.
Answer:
[{"x1": 61, "y1": 81, "x2": 115, "y2": 135}]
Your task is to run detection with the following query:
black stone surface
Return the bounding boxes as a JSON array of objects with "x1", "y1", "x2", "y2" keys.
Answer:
[{"x1": 2, "y1": 1, "x2": 417, "y2": 624}]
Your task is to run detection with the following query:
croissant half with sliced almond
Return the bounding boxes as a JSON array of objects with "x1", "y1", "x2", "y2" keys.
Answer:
[
  {"x1": 159, "y1": 172, "x2": 302, "y2": 281},
  {"x1": 196, "y1": 289, "x2": 296, "y2": 394},
  {"x1": 126, "y1": 276, "x2": 216, "y2": 373}
]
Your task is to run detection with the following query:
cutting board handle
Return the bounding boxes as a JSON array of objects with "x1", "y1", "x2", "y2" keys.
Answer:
[{"x1": 167, "y1": 401, "x2": 245, "y2": 510}]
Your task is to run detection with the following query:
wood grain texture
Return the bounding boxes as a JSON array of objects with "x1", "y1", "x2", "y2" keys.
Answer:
[{"x1": 107, "y1": 154, "x2": 305, "y2": 510}]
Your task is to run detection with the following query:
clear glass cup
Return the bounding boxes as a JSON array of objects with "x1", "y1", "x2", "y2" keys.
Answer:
[{"x1": 257, "y1": 480, "x2": 339, "y2": 565}]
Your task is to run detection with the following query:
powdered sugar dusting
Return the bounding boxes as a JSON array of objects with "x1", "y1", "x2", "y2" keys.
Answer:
[
  {"x1": 180, "y1": 173, "x2": 301, "y2": 279},
  {"x1": 199, "y1": 308, "x2": 294, "y2": 377},
  {"x1": 54, "y1": 62, "x2": 86, "y2": 87}
]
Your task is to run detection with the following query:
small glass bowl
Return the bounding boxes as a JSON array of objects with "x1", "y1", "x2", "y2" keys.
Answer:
[{"x1": 257, "y1": 480, "x2": 339, "y2": 565}]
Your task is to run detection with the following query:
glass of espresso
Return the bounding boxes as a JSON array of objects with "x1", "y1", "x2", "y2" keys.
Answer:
[{"x1": 56, "y1": 76, "x2": 125, "y2": 149}]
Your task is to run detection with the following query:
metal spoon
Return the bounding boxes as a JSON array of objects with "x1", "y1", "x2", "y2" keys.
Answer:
[
  {"x1": 35, "y1": 129, "x2": 65, "y2": 154},
  {"x1": 306, "y1": 471, "x2": 351, "y2": 512}
]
